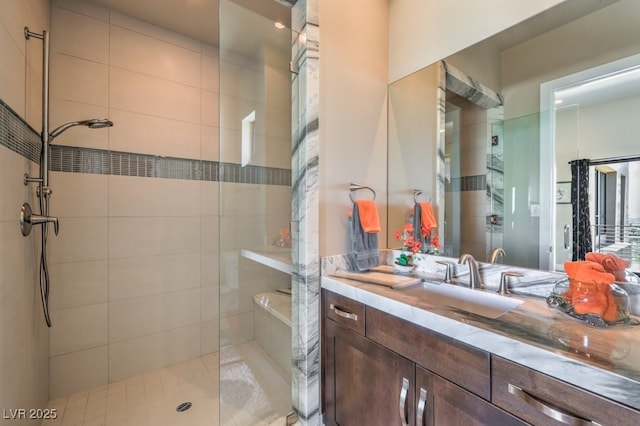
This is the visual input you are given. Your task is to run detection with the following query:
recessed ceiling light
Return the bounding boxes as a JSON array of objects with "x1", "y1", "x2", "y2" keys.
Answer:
[
  {"x1": 555, "y1": 99, "x2": 563, "y2": 104},
  {"x1": 274, "y1": 22, "x2": 285, "y2": 29}
]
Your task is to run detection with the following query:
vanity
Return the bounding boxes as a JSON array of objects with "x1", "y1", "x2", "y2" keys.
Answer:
[{"x1": 320, "y1": 258, "x2": 640, "y2": 425}]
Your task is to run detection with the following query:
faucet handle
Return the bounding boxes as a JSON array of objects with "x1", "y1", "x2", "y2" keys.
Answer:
[
  {"x1": 435, "y1": 260, "x2": 454, "y2": 283},
  {"x1": 497, "y1": 271, "x2": 523, "y2": 295}
]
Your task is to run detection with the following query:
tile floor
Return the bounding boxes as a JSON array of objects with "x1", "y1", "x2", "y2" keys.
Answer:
[{"x1": 42, "y1": 342, "x2": 291, "y2": 426}]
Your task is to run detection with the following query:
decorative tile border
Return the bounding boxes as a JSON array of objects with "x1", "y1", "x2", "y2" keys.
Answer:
[
  {"x1": 448, "y1": 174, "x2": 487, "y2": 192},
  {"x1": 1, "y1": 98, "x2": 290, "y2": 186},
  {"x1": 0, "y1": 98, "x2": 41, "y2": 163}
]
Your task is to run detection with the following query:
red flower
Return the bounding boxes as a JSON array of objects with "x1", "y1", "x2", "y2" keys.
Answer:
[{"x1": 431, "y1": 235, "x2": 440, "y2": 249}]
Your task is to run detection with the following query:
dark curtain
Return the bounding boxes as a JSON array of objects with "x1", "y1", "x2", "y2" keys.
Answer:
[{"x1": 570, "y1": 159, "x2": 592, "y2": 260}]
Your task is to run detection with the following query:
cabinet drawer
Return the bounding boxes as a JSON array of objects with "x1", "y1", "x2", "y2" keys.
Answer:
[
  {"x1": 324, "y1": 290, "x2": 365, "y2": 336},
  {"x1": 492, "y1": 356, "x2": 640, "y2": 426},
  {"x1": 366, "y1": 306, "x2": 490, "y2": 400}
]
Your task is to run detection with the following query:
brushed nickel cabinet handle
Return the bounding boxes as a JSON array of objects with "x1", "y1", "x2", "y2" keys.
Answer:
[
  {"x1": 416, "y1": 387, "x2": 428, "y2": 426},
  {"x1": 508, "y1": 384, "x2": 601, "y2": 426},
  {"x1": 399, "y1": 377, "x2": 410, "y2": 426},
  {"x1": 329, "y1": 303, "x2": 358, "y2": 321}
]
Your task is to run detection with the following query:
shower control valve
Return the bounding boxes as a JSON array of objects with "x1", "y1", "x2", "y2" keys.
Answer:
[{"x1": 20, "y1": 203, "x2": 59, "y2": 236}]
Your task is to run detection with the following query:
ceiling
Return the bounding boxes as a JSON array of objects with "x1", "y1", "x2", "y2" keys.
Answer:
[{"x1": 85, "y1": 0, "x2": 292, "y2": 55}]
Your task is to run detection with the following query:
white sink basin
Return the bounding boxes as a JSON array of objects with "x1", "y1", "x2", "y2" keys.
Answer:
[{"x1": 401, "y1": 281, "x2": 523, "y2": 319}]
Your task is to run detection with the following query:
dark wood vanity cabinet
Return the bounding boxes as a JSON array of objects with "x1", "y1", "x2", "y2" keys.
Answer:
[{"x1": 322, "y1": 290, "x2": 522, "y2": 426}]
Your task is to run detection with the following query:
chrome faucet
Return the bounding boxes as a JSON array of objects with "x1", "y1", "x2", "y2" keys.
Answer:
[
  {"x1": 488, "y1": 247, "x2": 505, "y2": 264},
  {"x1": 435, "y1": 260, "x2": 454, "y2": 283},
  {"x1": 458, "y1": 254, "x2": 482, "y2": 289}
]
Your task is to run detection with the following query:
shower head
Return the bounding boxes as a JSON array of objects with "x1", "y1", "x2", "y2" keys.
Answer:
[{"x1": 49, "y1": 118, "x2": 113, "y2": 140}]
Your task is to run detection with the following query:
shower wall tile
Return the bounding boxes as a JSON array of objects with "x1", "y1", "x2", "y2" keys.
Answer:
[
  {"x1": 54, "y1": 0, "x2": 109, "y2": 22},
  {"x1": 107, "y1": 109, "x2": 201, "y2": 159},
  {"x1": 110, "y1": 26, "x2": 201, "y2": 87},
  {"x1": 200, "y1": 181, "x2": 219, "y2": 216},
  {"x1": 48, "y1": 217, "x2": 109, "y2": 263},
  {"x1": 219, "y1": 60, "x2": 260, "y2": 101},
  {"x1": 50, "y1": 54, "x2": 109, "y2": 107},
  {"x1": 49, "y1": 172, "x2": 108, "y2": 217},
  {"x1": 51, "y1": 6, "x2": 108, "y2": 64},
  {"x1": 219, "y1": 128, "x2": 241, "y2": 164},
  {"x1": 109, "y1": 11, "x2": 201, "y2": 53},
  {"x1": 108, "y1": 324, "x2": 200, "y2": 383},
  {"x1": 109, "y1": 68, "x2": 200, "y2": 123},
  {"x1": 219, "y1": 311, "x2": 254, "y2": 348},
  {"x1": 50, "y1": 345, "x2": 108, "y2": 399},
  {"x1": 108, "y1": 288, "x2": 201, "y2": 342},
  {"x1": 0, "y1": 148, "x2": 36, "y2": 222},
  {"x1": 201, "y1": 124, "x2": 220, "y2": 161},
  {"x1": 49, "y1": 99, "x2": 110, "y2": 149},
  {"x1": 220, "y1": 182, "x2": 265, "y2": 216},
  {"x1": 49, "y1": 303, "x2": 108, "y2": 356},
  {"x1": 219, "y1": 94, "x2": 259, "y2": 132},
  {"x1": 108, "y1": 216, "x2": 200, "y2": 259},
  {"x1": 108, "y1": 253, "x2": 200, "y2": 301},
  {"x1": 200, "y1": 319, "x2": 219, "y2": 356},
  {"x1": 201, "y1": 89, "x2": 220, "y2": 127},
  {"x1": 108, "y1": 176, "x2": 200, "y2": 217},
  {"x1": 219, "y1": 215, "x2": 266, "y2": 250},
  {"x1": 49, "y1": 260, "x2": 108, "y2": 310},
  {"x1": 200, "y1": 215, "x2": 219, "y2": 253},
  {"x1": 200, "y1": 285, "x2": 219, "y2": 322},
  {"x1": 200, "y1": 250, "x2": 219, "y2": 288},
  {"x1": 0, "y1": 24, "x2": 27, "y2": 118},
  {"x1": 202, "y1": 51, "x2": 219, "y2": 93}
]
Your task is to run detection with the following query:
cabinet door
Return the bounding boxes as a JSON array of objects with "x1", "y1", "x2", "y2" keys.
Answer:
[
  {"x1": 415, "y1": 367, "x2": 526, "y2": 426},
  {"x1": 324, "y1": 318, "x2": 415, "y2": 426}
]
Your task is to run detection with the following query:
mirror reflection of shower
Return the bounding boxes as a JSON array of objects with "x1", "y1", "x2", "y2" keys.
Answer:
[{"x1": 23, "y1": 26, "x2": 113, "y2": 327}]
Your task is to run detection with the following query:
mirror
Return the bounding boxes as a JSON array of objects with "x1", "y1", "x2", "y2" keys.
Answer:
[{"x1": 388, "y1": 0, "x2": 640, "y2": 271}]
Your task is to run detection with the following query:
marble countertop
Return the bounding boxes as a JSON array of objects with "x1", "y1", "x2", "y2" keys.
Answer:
[{"x1": 321, "y1": 271, "x2": 640, "y2": 411}]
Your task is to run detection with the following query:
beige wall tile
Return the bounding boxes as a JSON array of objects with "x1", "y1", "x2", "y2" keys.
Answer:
[
  {"x1": 50, "y1": 346, "x2": 108, "y2": 399},
  {"x1": 202, "y1": 53, "x2": 219, "y2": 93},
  {"x1": 0, "y1": 150, "x2": 35, "y2": 222},
  {"x1": 200, "y1": 216, "x2": 219, "y2": 253},
  {"x1": 109, "y1": 253, "x2": 200, "y2": 301},
  {"x1": 108, "y1": 324, "x2": 200, "y2": 383},
  {"x1": 50, "y1": 53, "x2": 109, "y2": 106},
  {"x1": 109, "y1": 216, "x2": 200, "y2": 259},
  {"x1": 201, "y1": 124, "x2": 220, "y2": 162},
  {"x1": 49, "y1": 260, "x2": 108, "y2": 310},
  {"x1": 48, "y1": 217, "x2": 109, "y2": 263},
  {"x1": 49, "y1": 172, "x2": 108, "y2": 218},
  {"x1": 109, "y1": 11, "x2": 200, "y2": 52},
  {"x1": 200, "y1": 181, "x2": 219, "y2": 216},
  {"x1": 200, "y1": 285, "x2": 219, "y2": 322},
  {"x1": 109, "y1": 67, "x2": 200, "y2": 123},
  {"x1": 109, "y1": 176, "x2": 200, "y2": 217},
  {"x1": 219, "y1": 311, "x2": 254, "y2": 347},
  {"x1": 0, "y1": 25, "x2": 27, "y2": 116},
  {"x1": 50, "y1": 303, "x2": 108, "y2": 356},
  {"x1": 219, "y1": 128, "x2": 241, "y2": 163},
  {"x1": 108, "y1": 109, "x2": 200, "y2": 158},
  {"x1": 201, "y1": 250, "x2": 219, "y2": 288},
  {"x1": 200, "y1": 320, "x2": 219, "y2": 356},
  {"x1": 51, "y1": 6, "x2": 108, "y2": 64},
  {"x1": 219, "y1": 94, "x2": 259, "y2": 132},
  {"x1": 110, "y1": 26, "x2": 201, "y2": 87},
  {"x1": 219, "y1": 61, "x2": 259, "y2": 101},
  {"x1": 54, "y1": 0, "x2": 108, "y2": 22},
  {"x1": 109, "y1": 288, "x2": 200, "y2": 342},
  {"x1": 219, "y1": 215, "x2": 265, "y2": 250}
]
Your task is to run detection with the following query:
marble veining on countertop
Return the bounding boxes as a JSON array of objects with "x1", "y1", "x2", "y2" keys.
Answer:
[{"x1": 321, "y1": 259, "x2": 640, "y2": 411}]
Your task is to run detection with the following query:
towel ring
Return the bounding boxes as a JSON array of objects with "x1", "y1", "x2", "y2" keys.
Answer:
[
  {"x1": 413, "y1": 189, "x2": 431, "y2": 203},
  {"x1": 349, "y1": 183, "x2": 376, "y2": 203}
]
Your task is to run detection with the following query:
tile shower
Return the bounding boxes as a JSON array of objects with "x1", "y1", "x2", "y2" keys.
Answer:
[{"x1": 1, "y1": 0, "x2": 296, "y2": 424}]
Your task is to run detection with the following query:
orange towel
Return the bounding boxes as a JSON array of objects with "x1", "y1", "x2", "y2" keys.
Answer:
[
  {"x1": 563, "y1": 260, "x2": 618, "y2": 322},
  {"x1": 418, "y1": 202, "x2": 437, "y2": 235},
  {"x1": 585, "y1": 252, "x2": 628, "y2": 282},
  {"x1": 354, "y1": 200, "x2": 380, "y2": 233}
]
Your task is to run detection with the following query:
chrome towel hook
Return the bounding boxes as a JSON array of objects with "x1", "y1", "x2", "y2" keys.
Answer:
[
  {"x1": 349, "y1": 183, "x2": 376, "y2": 202},
  {"x1": 413, "y1": 189, "x2": 431, "y2": 203}
]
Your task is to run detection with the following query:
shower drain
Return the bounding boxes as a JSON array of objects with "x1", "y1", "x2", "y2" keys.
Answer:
[{"x1": 176, "y1": 402, "x2": 192, "y2": 412}]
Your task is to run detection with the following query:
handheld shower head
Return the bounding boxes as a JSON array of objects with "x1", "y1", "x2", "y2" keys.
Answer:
[{"x1": 49, "y1": 118, "x2": 113, "y2": 140}]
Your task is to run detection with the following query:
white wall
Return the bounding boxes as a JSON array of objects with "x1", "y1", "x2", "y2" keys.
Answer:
[
  {"x1": 389, "y1": 0, "x2": 565, "y2": 83},
  {"x1": 0, "y1": 0, "x2": 51, "y2": 421},
  {"x1": 319, "y1": 0, "x2": 389, "y2": 256}
]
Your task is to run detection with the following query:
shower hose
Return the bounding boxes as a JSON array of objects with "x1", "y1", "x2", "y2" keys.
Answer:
[{"x1": 39, "y1": 189, "x2": 52, "y2": 327}]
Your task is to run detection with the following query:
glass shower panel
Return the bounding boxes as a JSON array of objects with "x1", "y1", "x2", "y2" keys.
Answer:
[{"x1": 218, "y1": 1, "x2": 293, "y2": 424}]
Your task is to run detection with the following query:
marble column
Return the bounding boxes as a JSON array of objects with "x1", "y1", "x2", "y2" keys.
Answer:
[{"x1": 291, "y1": 0, "x2": 321, "y2": 424}]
